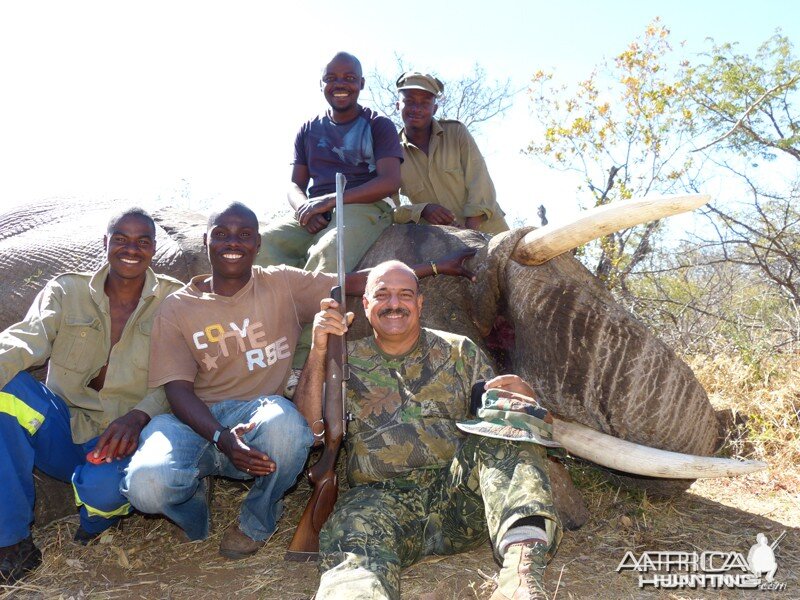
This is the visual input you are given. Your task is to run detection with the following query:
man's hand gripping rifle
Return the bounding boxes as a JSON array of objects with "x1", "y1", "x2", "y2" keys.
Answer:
[{"x1": 285, "y1": 173, "x2": 349, "y2": 561}]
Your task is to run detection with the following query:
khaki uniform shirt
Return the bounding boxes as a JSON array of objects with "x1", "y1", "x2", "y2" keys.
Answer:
[
  {"x1": 344, "y1": 328, "x2": 495, "y2": 486},
  {"x1": 0, "y1": 264, "x2": 184, "y2": 443},
  {"x1": 394, "y1": 119, "x2": 509, "y2": 235}
]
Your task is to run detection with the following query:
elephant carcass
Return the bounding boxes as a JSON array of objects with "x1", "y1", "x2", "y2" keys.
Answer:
[{"x1": 353, "y1": 225, "x2": 721, "y2": 493}]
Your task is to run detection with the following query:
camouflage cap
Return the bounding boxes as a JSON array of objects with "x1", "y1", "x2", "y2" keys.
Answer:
[
  {"x1": 457, "y1": 389, "x2": 562, "y2": 448},
  {"x1": 396, "y1": 71, "x2": 444, "y2": 97}
]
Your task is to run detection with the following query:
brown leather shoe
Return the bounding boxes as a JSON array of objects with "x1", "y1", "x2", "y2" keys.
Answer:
[
  {"x1": 490, "y1": 541, "x2": 548, "y2": 600},
  {"x1": 0, "y1": 536, "x2": 42, "y2": 583},
  {"x1": 219, "y1": 524, "x2": 265, "y2": 559}
]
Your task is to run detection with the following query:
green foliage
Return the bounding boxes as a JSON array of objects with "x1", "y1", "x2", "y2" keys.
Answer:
[
  {"x1": 687, "y1": 33, "x2": 800, "y2": 161},
  {"x1": 526, "y1": 21, "x2": 800, "y2": 351},
  {"x1": 627, "y1": 242, "x2": 799, "y2": 356},
  {"x1": 526, "y1": 20, "x2": 696, "y2": 290}
]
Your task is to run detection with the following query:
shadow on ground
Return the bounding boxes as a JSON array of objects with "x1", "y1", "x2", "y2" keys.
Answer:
[{"x1": 3, "y1": 463, "x2": 796, "y2": 599}]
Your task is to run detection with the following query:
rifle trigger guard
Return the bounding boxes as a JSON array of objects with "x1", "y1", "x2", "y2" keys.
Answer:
[{"x1": 311, "y1": 419, "x2": 325, "y2": 439}]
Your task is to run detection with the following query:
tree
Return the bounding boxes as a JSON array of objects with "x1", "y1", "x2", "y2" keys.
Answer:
[
  {"x1": 367, "y1": 54, "x2": 517, "y2": 132},
  {"x1": 525, "y1": 24, "x2": 800, "y2": 351},
  {"x1": 686, "y1": 33, "x2": 800, "y2": 309},
  {"x1": 688, "y1": 33, "x2": 800, "y2": 160},
  {"x1": 629, "y1": 241, "x2": 798, "y2": 355},
  {"x1": 524, "y1": 20, "x2": 697, "y2": 294}
]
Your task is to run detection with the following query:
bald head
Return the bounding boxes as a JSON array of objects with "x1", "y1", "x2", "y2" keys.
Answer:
[
  {"x1": 207, "y1": 202, "x2": 259, "y2": 231},
  {"x1": 365, "y1": 260, "x2": 419, "y2": 295},
  {"x1": 362, "y1": 260, "x2": 423, "y2": 353}
]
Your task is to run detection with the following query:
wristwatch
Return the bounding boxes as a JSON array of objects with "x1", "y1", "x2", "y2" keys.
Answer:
[{"x1": 212, "y1": 426, "x2": 230, "y2": 450}]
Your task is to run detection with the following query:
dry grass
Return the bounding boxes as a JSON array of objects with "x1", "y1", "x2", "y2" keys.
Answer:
[
  {"x1": 690, "y1": 352, "x2": 800, "y2": 470},
  {"x1": 3, "y1": 353, "x2": 798, "y2": 599}
]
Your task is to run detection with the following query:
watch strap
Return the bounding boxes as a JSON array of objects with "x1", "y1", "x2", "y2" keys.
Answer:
[{"x1": 212, "y1": 426, "x2": 230, "y2": 449}]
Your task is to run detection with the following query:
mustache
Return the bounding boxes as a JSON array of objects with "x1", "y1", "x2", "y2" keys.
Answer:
[{"x1": 378, "y1": 307, "x2": 410, "y2": 318}]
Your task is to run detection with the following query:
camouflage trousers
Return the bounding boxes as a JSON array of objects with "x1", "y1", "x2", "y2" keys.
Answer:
[{"x1": 317, "y1": 435, "x2": 562, "y2": 600}]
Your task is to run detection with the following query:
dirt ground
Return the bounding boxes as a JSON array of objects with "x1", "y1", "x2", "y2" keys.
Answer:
[{"x1": 2, "y1": 456, "x2": 797, "y2": 600}]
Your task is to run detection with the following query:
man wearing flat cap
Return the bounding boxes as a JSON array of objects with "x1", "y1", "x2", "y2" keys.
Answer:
[{"x1": 392, "y1": 71, "x2": 509, "y2": 235}]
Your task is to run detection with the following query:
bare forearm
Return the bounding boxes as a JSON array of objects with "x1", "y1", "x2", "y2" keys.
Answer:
[
  {"x1": 165, "y1": 380, "x2": 222, "y2": 442},
  {"x1": 294, "y1": 347, "x2": 326, "y2": 428},
  {"x1": 288, "y1": 183, "x2": 309, "y2": 211},
  {"x1": 309, "y1": 178, "x2": 400, "y2": 216},
  {"x1": 343, "y1": 174, "x2": 399, "y2": 205}
]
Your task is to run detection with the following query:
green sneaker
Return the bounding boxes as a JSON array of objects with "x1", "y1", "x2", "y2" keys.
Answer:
[{"x1": 490, "y1": 541, "x2": 548, "y2": 600}]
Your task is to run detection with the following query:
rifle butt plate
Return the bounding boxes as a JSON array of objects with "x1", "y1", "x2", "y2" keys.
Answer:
[{"x1": 284, "y1": 550, "x2": 319, "y2": 562}]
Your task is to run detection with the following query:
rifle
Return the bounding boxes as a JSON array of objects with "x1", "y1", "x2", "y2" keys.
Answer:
[{"x1": 285, "y1": 172, "x2": 349, "y2": 562}]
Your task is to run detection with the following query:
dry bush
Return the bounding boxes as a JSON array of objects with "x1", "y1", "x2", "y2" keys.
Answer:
[{"x1": 689, "y1": 351, "x2": 800, "y2": 471}]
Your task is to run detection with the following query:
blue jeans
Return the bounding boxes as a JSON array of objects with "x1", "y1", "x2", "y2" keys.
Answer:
[
  {"x1": 121, "y1": 396, "x2": 313, "y2": 541},
  {"x1": 0, "y1": 372, "x2": 131, "y2": 546}
]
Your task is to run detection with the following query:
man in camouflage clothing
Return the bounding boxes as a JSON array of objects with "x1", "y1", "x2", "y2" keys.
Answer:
[{"x1": 295, "y1": 260, "x2": 562, "y2": 600}]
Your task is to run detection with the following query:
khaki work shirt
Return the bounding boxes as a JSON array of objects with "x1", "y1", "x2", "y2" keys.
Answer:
[
  {"x1": 0, "y1": 264, "x2": 184, "y2": 443},
  {"x1": 394, "y1": 119, "x2": 509, "y2": 235}
]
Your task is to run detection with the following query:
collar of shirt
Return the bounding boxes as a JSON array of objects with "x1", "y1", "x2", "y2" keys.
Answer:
[
  {"x1": 399, "y1": 118, "x2": 444, "y2": 150},
  {"x1": 362, "y1": 328, "x2": 430, "y2": 366},
  {"x1": 87, "y1": 263, "x2": 159, "y2": 308}
]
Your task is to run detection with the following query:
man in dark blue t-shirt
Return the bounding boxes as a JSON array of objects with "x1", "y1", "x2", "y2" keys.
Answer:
[{"x1": 259, "y1": 51, "x2": 403, "y2": 275}]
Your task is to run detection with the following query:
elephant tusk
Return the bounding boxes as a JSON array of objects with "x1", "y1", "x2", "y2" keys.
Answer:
[
  {"x1": 553, "y1": 418, "x2": 767, "y2": 478},
  {"x1": 511, "y1": 194, "x2": 711, "y2": 266}
]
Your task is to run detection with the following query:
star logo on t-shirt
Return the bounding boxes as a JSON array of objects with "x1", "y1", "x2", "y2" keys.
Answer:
[{"x1": 202, "y1": 353, "x2": 219, "y2": 371}]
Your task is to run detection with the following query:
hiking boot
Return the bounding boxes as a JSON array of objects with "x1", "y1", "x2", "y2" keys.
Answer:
[
  {"x1": 0, "y1": 536, "x2": 42, "y2": 584},
  {"x1": 490, "y1": 541, "x2": 548, "y2": 600},
  {"x1": 219, "y1": 524, "x2": 264, "y2": 559},
  {"x1": 283, "y1": 368, "x2": 303, "y2": 400},
  {"x1": 73, "y1": 526, "x2": 100, "y2": 545},
  {"x1": 73, "y1": 520, "x2": 123, "y2": 546}
]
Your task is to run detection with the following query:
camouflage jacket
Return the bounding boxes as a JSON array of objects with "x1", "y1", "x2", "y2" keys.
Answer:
[{"x1": 345, "y1": 328, "x2": 495, "y2": 486}]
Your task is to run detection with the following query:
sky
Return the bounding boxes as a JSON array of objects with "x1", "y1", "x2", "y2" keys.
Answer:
[{"x1": 1, "y1": 0, "x2": 797, "y2": 228}]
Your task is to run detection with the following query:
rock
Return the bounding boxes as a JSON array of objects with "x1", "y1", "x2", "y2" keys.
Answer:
[{"x1": 548, "y1": 458, "x2": 590, "y2": 530}]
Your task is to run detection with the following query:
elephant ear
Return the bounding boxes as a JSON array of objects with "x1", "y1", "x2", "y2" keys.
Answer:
[{"x1": 469, "y1": 228, "x2": 534, "y2": 337}]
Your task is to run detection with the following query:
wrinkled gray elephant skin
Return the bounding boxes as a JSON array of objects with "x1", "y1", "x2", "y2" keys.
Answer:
[{"x1": 0, "y1": 198, "x2": 211, "y2": 316}]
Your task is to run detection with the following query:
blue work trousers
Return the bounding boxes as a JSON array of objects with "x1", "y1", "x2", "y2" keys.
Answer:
[{"x1": 0, "y1": 372, "x2": 130, "y2": 546}]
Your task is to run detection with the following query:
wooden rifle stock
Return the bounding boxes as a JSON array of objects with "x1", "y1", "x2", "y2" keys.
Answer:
[
  {"x1": 286, "y1": 172, "x2": 349, "y2": 562},
  {"x1": 285, "y1": 286, "x2": 348, "y2": 561}
]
